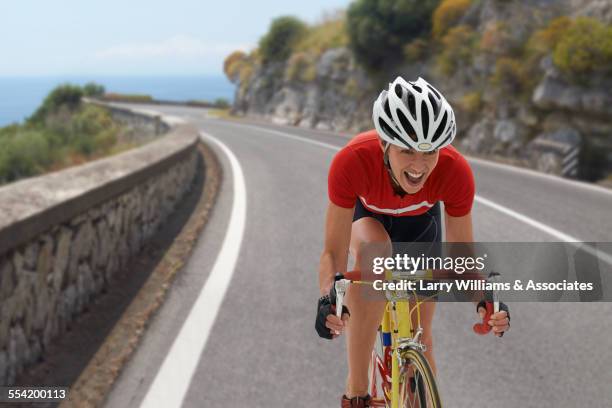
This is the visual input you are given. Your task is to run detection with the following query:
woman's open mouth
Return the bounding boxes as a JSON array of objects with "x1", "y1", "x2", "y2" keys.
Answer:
[{"x1": 403, "y1": 170, "x2": 425, "y2": 187}]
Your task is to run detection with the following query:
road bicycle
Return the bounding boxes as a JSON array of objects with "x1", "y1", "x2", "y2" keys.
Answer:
[{"x1": 334, "y1": 270, "x2": 501, "y2": 408}]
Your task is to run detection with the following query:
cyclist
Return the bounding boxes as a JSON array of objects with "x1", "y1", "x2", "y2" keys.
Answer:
[{"x1": 315, "y1": 77, "x2": 510, "y2": 407}]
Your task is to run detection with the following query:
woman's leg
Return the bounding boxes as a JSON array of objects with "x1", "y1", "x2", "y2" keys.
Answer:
[{"x1": 344, "y1": 217, "x2": 389, "y2": 398}]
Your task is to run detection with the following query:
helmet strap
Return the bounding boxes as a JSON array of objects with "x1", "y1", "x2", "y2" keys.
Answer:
[{"x1": 382, "y1": 142, "x2": 407, "y2": 197}]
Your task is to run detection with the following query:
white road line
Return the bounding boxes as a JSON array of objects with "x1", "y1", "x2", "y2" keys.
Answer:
[
  {"x1": 139, "y1": 131, "x2": 247, "y2": 408},
  {"x1": 220, "y1": 121, "x2": 612, "y2": 267},
  {"x1": 467, "y1": 156, "x2": 612, "y2": 197},
  {"x1": 474, "y1": 196, "x2": 612, "y2": 267},
  {"x1": 218, "y1": 119, "x2": 612, "y2": 198},
  {"x1": 228, "y1": 121, "x2": 342, "y2": 151}
]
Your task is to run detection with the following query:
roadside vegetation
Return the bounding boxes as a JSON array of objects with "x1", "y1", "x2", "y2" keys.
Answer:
[
  {"x1": 0, "y1": 83, "x2": 137, "y2": 186},
  {"x1": 224, "y1": 0, "x2": 611, "y2": 99}
]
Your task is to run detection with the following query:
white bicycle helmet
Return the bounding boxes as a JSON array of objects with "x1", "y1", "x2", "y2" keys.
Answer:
[{"x1": 373, "y1": 77, "x2": 456, "y2": 152}]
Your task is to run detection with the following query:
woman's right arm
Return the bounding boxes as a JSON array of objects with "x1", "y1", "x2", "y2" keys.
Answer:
[{"x1": 319, "y1": 201, "x2": 355, "y2": 295}]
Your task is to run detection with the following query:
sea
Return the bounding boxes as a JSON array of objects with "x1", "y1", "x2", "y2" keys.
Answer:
[{"x1": 0, "y1": 75, "x2": 235, "y2": 127}]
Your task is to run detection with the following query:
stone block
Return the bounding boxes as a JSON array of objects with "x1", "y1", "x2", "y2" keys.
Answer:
[
  {"x1": 0, "y1": 350, "x2": 7, "y2": 385},
  {"x1": 68, "y1": 220, "x2": 94, "y2": 283},
  {"x1": 36, "y1": 235, "x2": 54, "y2": 289},
  {"x1": 0, "y1": 256, "x2": 16, "y2": 301},
  {"x1": 23, "y1": 242, "x2": 39, "y2": 270},
  {"x1": 53, "y1": 227, "x2": 72, "y2": 292}
]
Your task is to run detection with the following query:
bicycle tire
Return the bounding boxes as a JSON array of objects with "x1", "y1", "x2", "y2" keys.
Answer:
[{"x1": 399, "y1": 348, "x2": 442, "y2": 408}]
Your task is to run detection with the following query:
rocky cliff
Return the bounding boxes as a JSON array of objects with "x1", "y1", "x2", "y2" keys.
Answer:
[{"x1": 229, "y1": 0, "x2": 612, "y2": 181}]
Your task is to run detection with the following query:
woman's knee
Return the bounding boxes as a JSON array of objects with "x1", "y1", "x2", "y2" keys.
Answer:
[{"x1": 350, "y1": 217, "x2": 391, "y2": 260}]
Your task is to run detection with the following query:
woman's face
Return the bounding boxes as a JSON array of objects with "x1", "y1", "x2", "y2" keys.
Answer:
[{"x1": 385, "y1": 143, "x2": 439, "y2": 194}]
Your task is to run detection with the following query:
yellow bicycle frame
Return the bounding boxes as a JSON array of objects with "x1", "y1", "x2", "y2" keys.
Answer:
[
  {"x1": 346, "y1": 269, "x2": 437, "y2": 408},
  {"x1": 382, "y1": 270, "x2": 428, "y2": 408}
]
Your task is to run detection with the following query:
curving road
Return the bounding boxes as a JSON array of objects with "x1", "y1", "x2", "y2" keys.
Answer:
[{"x1": 103, "y1": 105, "x2": 612, "y2": 408}]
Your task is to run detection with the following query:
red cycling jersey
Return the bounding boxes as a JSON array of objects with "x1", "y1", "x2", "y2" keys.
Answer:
[{"x1": 328, "y1": 130, "x2": 475, "y2": 217}]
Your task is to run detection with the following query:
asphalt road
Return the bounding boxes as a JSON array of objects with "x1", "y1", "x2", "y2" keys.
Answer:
[{"x1": 103, "y1": 105, "x2": 612, "y2": 408}]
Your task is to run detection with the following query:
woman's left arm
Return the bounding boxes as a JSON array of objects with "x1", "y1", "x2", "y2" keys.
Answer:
[
  {"x1": 445, "y1": 211, "x2": 510, "y2": 337},
  {"x1": 444, "y1": 211, "x2": 473, "y2": 242}
]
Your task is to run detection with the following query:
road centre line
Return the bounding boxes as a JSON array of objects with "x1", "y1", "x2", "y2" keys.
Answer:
[
  {"x1": 139, "y1": 131, "x2": 247, "y2": 408},
  {"x1": 467, "y1": 156, "x2": 612, "y2": 197},
  {"x1": 221, "y1": 121, "x2": 612, "y2": 268}
]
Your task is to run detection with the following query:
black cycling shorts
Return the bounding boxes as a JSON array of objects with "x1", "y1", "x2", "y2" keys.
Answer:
[
  {"x1": 353, "y1": 200, "x2": 442, "y2": 299},
  {"x1": 353, "y1": 199, "x2": 442, "y2": 243}
]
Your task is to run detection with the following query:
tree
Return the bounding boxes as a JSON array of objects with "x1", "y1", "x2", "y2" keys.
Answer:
[
  {"x1": 259, "y1": 16, "x2": 307, "y2": 64},
  {"x1": 83, "y1": 82, "x2": 105, "y2": 97},
  {"x1": 347, "y1": 0, "x2": 440, "y2": 69},
  {"x1": 223, "y1": 51, "x2": 248, "y2": 83}
]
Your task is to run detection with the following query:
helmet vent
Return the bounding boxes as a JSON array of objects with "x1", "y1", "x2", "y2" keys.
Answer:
[
  {"x1": 412, "y1": 85, "x2": 422, "y2": 93},
  {"x1": 394, "y1": 84, "x2": 403, "y2": 98},
  {"x1": 396, "y1": 109, "x2": 418, "y2": 142},
  {"x1": 431, "y1": 111, "x2": 447, "y2": 143},
  {"x1": 420, "y1": 103, "x2": 429, "y2": 138},
  {"x1": 438, "y1": 133, "x2": 452, "y2": 147},
  {"x1": 379, "y1": 118, "x2": 401, "y2": 141},
  {"x1": 428, "y1": 92, "x2": 440, "y2": 119},
  {"x1": 383, "y1": 98, "x2": 392, "y2": 119},
  {"x1": 426, "y1": 84, "x2": 441, "y2": 100},
  {"x1": 407, "y1": 94, "x2": 416, "y2": 118}
]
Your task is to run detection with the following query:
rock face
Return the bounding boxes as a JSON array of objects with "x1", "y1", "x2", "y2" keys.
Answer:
[
  {"x1": 235, "y1": 47, "x2": 374, "y2": 133},
  {"x1": 232, "y1": 0, "x2": 612, "y2": 180},
  {"x1": 528, "y1": 127, "x2": 582, "y2": 176},
  {"x1": 572, "y1": 0, "x2": 612, "y2": 23}
]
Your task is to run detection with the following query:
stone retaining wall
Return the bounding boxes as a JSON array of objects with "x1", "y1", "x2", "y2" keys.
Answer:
[{"x1": 0, "y1": 108, "x2": 201, "y2": 385}]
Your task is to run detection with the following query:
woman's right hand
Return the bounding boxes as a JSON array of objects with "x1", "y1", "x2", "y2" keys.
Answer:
[{"x1": 315, "y1": 290, "x2": 350, "y2": 339}]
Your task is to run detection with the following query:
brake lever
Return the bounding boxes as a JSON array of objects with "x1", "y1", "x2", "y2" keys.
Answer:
[
  {"x1": 334, "y1": 278, "x2": 349, "y2": 318},
  {"x1": 473, "y1": 271, "x2": 501, "y2": 335}
]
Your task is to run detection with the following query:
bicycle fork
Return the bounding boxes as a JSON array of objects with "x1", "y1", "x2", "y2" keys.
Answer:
[{"x1": 392, "y1": 348, "x2": 400, "y2": 408}]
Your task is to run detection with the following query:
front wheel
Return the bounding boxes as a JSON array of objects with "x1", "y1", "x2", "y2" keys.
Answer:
[{"x1": 398, "y1": 348, "x2": 441, "y2": 408}]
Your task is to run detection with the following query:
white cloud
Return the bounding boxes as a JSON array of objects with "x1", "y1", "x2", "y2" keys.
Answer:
[{"x1": 93, "y1": 35, "x2": 251, "y2": 60}]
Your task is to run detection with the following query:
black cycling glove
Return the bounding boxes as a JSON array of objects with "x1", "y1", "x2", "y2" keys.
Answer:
[{"x1": 315, "y1": 289, "x2": 350, "y2": 340}]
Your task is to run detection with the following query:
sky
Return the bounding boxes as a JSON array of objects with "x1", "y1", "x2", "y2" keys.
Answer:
[{"x1": 1, "y1": 0, "x2": 351, "y2": 77}]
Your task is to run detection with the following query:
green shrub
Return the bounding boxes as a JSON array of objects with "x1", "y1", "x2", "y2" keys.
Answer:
[
  {"x1": 0, "y1": 92, "x2": 124, "y2": 184},
  {"x1": 259, "y1": 16, "x2": 307, "y2": 64},
  {"x1": 553, "y1": 17, "x2": 612, "y2": 77},
  {"x1": 479, "y1": 22, "x2": 519, "y2": 56},
  {"x1": 490, "y1": 57, "x2": 531, "y2": 94},
  {"x1": 526, "y1": 16, "x2": 572, "y2": 57},
  {"x1": 83, "y1": 82, "x2": 105, "y2": 97},
  {"x1": 72, "y1": 104, "x2": 114, "y2": 137},
  {"x1": 347, "y1": 0, "x2": 439, "y2": 69},
  {"x1": 28, "y1": 84, "x2": 83, "y2": 124},
  {"x1": 403, "y1": 38, "x2": 430, "y2": 62},
  {"x1": 294, "y1": 14, "x2": 348, "y2": 56},
  {"x1": 285, "y1": 52, "x2": 318, "y2": 82},
  {"x1": 213, "y1": 98, "x2": 230, "y2": 109},
  {"x1": 432, "y1": 0, "x2": 472, "y2": 39},
  {"x1": 437, "y1": 25, "x2": 479, "y2": 75},
  {"x1": 0, "y1": 129, "x2": 51, "y2": 183},
  {"x1": 460, "y1": 91, "x2": 482, "y2": 113},
  {"x1": 343, "y1": 77, "x2": 361, "y2": 97}
]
